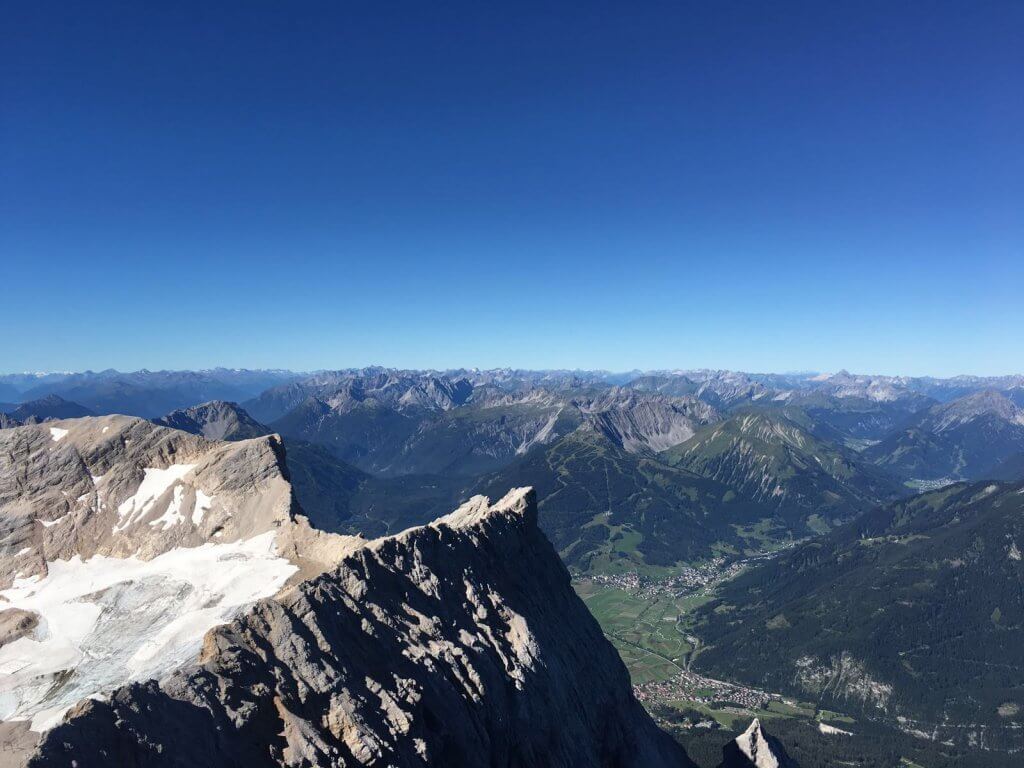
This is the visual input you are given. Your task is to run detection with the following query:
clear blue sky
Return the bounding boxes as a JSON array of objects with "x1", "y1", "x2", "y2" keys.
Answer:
[{"x1": 3, "y1": 1, "x2": 1022, "y2": 376}]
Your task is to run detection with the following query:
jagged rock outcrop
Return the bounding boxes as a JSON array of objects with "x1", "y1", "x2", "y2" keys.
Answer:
[
  {"x1": 577, "y1": 388, "x2": 719, "y2": 453},
  {"x1": 0, "y1": 413, "x2": 22, "y2": 430},
  {"x1": 27, "y1": 488, "x2": 691, "y2": 767},
  {"x1": 154, "y1": 400, "x2": 272, "y2": 441},
  {"x1": 719, "y1": 719, "x2": 792, "y2": 768}
]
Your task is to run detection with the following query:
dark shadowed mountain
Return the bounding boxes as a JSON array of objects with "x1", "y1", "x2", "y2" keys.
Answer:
[
  {"x1": 992, "y1": 452, "x2": 1024, "y2": 483},
  {"x1": 772, "y1": 389, "x2": 933, "y2": 443},
  {"x1": 5, "y1": 394, "x2": 95, "y2": 422},
  {"x1": 863, "y1": 391, "x2": 1024, "y2": 481},
  {"x1": 690, "y1": 481, "x2": 1024, "y2": 752},
  {"x1": 278, "y1": 440, "x2": 372, "y2": 532},
  {"x1": 153, "y1": 400, "x2": 272, "y2": 441},
  {"x1": 12, "y1": 369, "x2": 300, "y2": 418}
]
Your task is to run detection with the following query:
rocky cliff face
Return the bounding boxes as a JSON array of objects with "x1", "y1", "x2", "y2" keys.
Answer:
[
  {"x1": 578, "y1": 388, "x2": 719, "y2": 454},
  {"x1": 0, "y1": 417, "x2": 357, "y2": 745},
  {"x1": 27, "y1": 488, "x2": 690, "y2": 768},
  {"x1": 719, "y1": 719, "x2": 791, "y2": 768},
  {"x1": 1, "y1": 418, "x2": 690, "y2": 767}
]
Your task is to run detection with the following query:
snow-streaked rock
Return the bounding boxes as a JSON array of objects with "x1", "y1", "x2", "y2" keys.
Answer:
[
  {"x1": 0, "y1": 531, "x2": 296, "y2": 731},
  {"x1": 0, "y1": 416, "x2": 358, "y2": 743}
]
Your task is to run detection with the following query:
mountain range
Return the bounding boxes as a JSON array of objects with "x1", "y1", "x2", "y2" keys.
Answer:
[
  {"x1": 7, "y1": 368, "x2": 1022, "y2": 573},
  {"x1": 3, "y1": 366, "x2": 1024, "y2": 765}
]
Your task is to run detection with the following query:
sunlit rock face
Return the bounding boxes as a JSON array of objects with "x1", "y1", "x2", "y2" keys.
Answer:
[
  {"x1": 28, "y1": 489, "x2": 691, "y2": 768},
  {"x1": 0, "y1": 417, "x2": 356, "y2": 742},
  {"x1": 720, "y1": 718, "x2": 793, "y2": 768},
  {"x1": 1, "y1": 418, "x2": 688, "y2": 768}
]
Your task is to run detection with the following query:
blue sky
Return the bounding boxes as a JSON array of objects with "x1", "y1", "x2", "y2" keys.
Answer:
[{"x1": 3, "y1": 1, "x2": 1022, "y2": 376}]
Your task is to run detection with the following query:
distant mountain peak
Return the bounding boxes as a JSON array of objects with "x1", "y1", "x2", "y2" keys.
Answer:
[
  {"x1": 154, "y1": 400, "x2": 271, "y2": 441},
  {"x1": 933, "y1": 389, "x2": 1023, "y2": 430},
  {"x1": 6, "y1": 394, "x2": 95, "y2": 422}
]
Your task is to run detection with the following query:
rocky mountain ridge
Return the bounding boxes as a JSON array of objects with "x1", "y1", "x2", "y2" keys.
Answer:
[
  {"x1": 25, "y1": 488, "x2": 692, "y2": 767},
  {"x1": 0, "y1": 418, "x2": 692, "y2": 767},
  {"x1": 664, "y1": 410, "x2": 901, "y2": 530},
  {"x1": 863, "y1": 391, "x2": 1024, "y2": 481},
  {"x1": 153, "y1": 399, "x2": 272, "y2": 441}
]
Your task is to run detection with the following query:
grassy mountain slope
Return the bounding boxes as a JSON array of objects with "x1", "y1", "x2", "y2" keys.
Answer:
[
  {"x1": 663, "y1": 411, "x2": 901, "y2": 533},
  {"x1": 477, "y1": 425, "x2": 772, "y2": 572}
]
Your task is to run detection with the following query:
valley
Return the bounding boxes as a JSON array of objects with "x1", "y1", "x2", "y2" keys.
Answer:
[{"x1": 575, "y1": 542, "x2": 1019, "y2": 768}]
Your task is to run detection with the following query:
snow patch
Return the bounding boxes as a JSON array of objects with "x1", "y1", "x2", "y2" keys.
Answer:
[
  {"x1": 818, "y1": 722, "x2": 853, "y2": 736},
  {"x1": 0, "y1": 531, "x2": 296, "y2": 732},
  {"x1": 49, "y1": 427, "x2": 68, "y2": 442},
  {"x1": 148, "y1": 485, "x2": 187, "y2": 529},
  {"x1": 116, "y1": 464, "x2": 195, "y2": 530},
  {"x1": 192, "y1": 490, "x2": 214, "y2": 525}
]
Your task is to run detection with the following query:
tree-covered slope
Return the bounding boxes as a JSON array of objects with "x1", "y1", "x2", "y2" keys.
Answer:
[{"x1": 690, "y1": 481, "x2": 1024, "y2": 750}]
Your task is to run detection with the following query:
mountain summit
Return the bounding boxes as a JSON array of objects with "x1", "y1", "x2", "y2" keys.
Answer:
[{"x1": 0, "y1": 417, "x2": 691, "y2": 767}]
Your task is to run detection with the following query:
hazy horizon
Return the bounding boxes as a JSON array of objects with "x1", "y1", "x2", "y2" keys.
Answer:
[{"x1": 2, "y1": 365, "x2": 1023, "y2": 381}]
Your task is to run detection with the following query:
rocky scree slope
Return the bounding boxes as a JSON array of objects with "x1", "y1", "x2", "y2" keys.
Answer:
[
  {"x1": 29, "y1": 488, "x2": 692, "y2": 768},
  {"x1": 575, "y1": 388, "x2": 719, "y2": 454}
]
